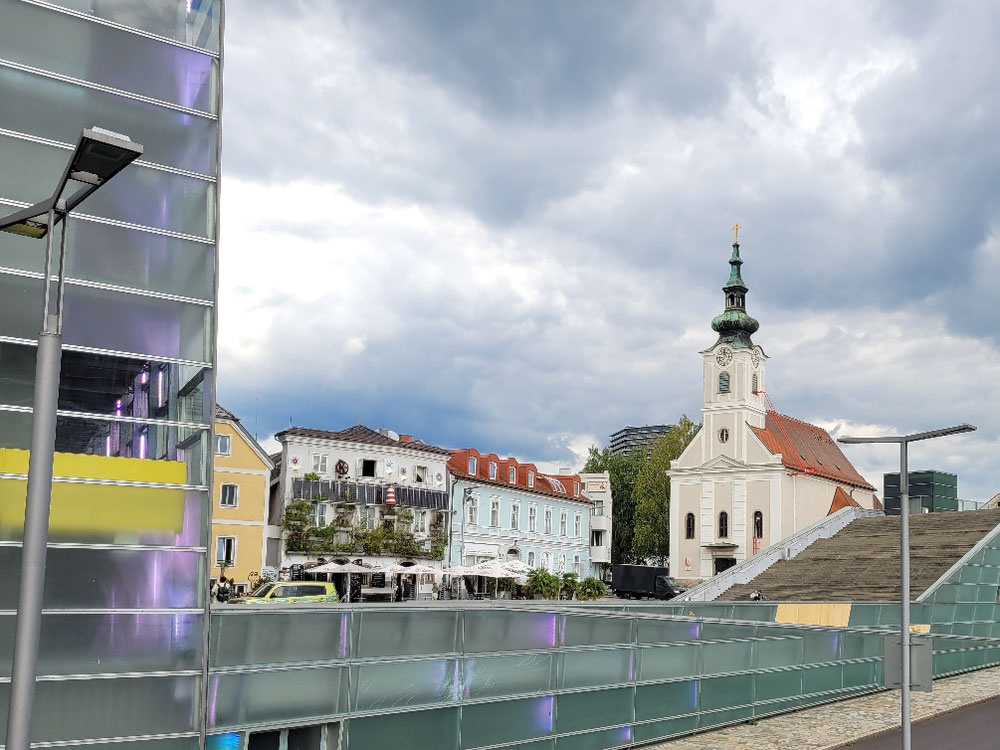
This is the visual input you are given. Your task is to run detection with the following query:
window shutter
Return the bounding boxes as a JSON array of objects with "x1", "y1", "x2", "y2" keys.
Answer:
[{"x1": 356, "y1": 458, "x2": 363, "y2": 478}]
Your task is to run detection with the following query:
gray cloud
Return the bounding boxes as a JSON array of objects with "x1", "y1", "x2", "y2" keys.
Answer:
[{"x1": 218, "y1": 1, "x2": 1000, "y2": 500}]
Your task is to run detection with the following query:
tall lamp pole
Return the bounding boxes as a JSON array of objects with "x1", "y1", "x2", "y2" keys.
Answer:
[
  {"x1": 839, "y1": 423, "x2": 975, "y2": 750},
  {"x1": 2, "y1": 128, "x2": 142, "y2": 750}
]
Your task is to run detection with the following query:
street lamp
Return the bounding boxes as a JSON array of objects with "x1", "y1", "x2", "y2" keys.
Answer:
[
  {"x1": 838, "y1": 423, "x2": 975, "y2": 750},
  {"x1": 2, "y1": 127, "x2": 143, "y2": 750}
]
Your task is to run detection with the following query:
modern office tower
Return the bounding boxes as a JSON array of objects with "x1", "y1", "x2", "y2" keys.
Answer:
[
  {"x1": 883, "y1": 470, "x2": 960, "y2": 514},
  {"x1": 608, "y1": 424, "x2": 673, "y2": 455},
  {"x1": 0, "y1": 2, "x2": 221, "y2": 749}
]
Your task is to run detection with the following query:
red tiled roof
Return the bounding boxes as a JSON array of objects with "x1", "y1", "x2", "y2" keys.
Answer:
[
  {"x1": 448, "y1": 448, "x2": 592, "y2": 503},
  {"x1": 276, "y1": 424, "x2": 451, "y2": 456},
  {"x1": 750, "y1": 412, "x2": 876, "y2": 491},
  {"x1": 827, "y1": 486, "x2": 862, "y2": 515}
]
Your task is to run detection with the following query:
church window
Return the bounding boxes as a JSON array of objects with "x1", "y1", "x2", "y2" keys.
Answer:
[
  {"x1": 718, "y1": 372, "x2": 730, "y2": 393},
  {"x1": 718, "y1": 428, "x2": 729, "y2": 444},
  {"x1": 752, "y1": 374, "x2": 758, "y2": 393},
  {"x1": 753, "y1": 511, "x2": 764, "y2": 539},
  {"x1": 718, "y1": 511, "x2": 729, "y2": 538},
  {"x1": 685, "y1": 513, "x2": 695, "y2": 539},
  {"x1": 727, "y1": 294, "x2": 735, "y2": 306}
]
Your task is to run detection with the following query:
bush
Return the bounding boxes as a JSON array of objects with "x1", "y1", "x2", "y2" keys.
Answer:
[
  {"x1": 576, "y1": 577, "x2": 606, "y2": 601},
  {"x1": 560, "y1": 573, "x2": 580, "y2": 600},
  {"x1": 525, "y1": 568, "x2": 560, "y2": 599}
]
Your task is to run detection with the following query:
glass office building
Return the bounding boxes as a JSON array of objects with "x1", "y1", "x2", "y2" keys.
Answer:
[{"x1": 0, "y1": 1, "x2": 221, "y2": 748}]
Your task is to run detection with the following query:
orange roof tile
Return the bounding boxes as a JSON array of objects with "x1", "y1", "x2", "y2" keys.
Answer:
[
  {"x1": 827, "y1": 486, "x2": 862, "y2": 515},
  {"x1": 750, "y1": 412, "x2": 876, "y2": 491}
]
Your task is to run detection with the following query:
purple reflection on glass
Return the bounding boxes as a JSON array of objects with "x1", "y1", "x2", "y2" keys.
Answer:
[
  {"x1": 453, "y1": 660, "x2": 462, "y2": 702},
  {"x1": 207, "y1": 673, "x2": 220, "y2": 726},
  {"x1": 686, "y1": 680, "x2": 698, "y2": 708},
  {"x1": 688, "y1": 622, "x2": 701, "y2": 639},
  {"x1": 618, "y1": 726, "x2": 633, "y2": 743},
  {"x1": 338, "y1": 612, "x2": 349, "y2": 658},
  {"x1": 463, "y1": 660, "x2": 473, "y2": 699},
  {"x1": 545, "y1": 613, "x2": 557, "y2": 648},
  {"x1": 174, "y1": 493, "x2": 204, "y2": 548},
  {"x1": 533, "y1": 695, "x2": 554, "y2": 733},
  {"x1": 558, "y1": 615, "x2": 566, "y2": 646}
]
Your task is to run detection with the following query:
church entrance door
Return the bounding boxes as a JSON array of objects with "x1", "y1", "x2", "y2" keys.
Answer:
[{"x1": 714, "y1": 557, "x2": 737, "y2": 575}]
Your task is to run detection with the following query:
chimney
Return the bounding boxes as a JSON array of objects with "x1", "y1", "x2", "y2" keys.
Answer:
[{"x1": 399, "y1": 434, "x2": 413, "y2": 443}]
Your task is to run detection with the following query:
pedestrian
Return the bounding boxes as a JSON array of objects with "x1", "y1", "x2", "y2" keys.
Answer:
[
  {"x1": 214, "y1": 575, "x2": 231, "y2": 604},
  {"x1": 748, "y1": 589, "x2": 760, "y2": 601}
]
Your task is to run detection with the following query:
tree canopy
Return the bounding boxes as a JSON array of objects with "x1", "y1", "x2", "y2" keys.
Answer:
[{"x1": 632, "y1": 416, "x2": 701, "y2": 565}]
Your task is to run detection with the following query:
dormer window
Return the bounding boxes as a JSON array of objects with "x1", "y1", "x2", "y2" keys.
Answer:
[
  {"x1": 489, "y1": 461, "x2": 498, "y2": 480},
  {"x1": 528, "y1": 471, "x2": 535, "y2": 488},
  {"x1": 719, "y1": 372, "x2": 730, "y2": 393},
  {"x1": 468, "y1": 456, "x2": 477, "y2": 474},
  {"x1": 509, "y1": 466, "x2": 516, "y2": 484},
  {"x1": 573, "y1": 481, "x2": 580, "y2": 497}
]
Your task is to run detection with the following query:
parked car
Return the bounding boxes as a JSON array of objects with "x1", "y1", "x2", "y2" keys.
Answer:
[
  {"x1": 230, "y1": 581, "x2": 339, "y2": 604},
  {"x1": 611, "y1": 564, "x2": 684, "y2": 600}
]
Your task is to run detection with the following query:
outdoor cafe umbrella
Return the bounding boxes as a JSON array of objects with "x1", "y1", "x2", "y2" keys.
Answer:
[
  {"x1": 310, "y1": 561, "x2": 375, "y2": 574},
  {"x1": 467, "y1": 560, "x2": 517, "y2": 598}
]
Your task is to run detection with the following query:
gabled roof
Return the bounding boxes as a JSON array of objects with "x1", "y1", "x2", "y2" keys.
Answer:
[
  {"x1": 750, "y1": 412, "x2": 876, "y2": 491},
  {"x1": 448, "y1": 448, "x2": 591, "y2": 503},
  {"x1": 276, "y1": 424, "x2": 451, "y2": 456},
  {"x1": 827, "y1": 486, "x2": 862, "y2": 515},
  {"x1": 214, "y1": 404, "x2": 274, "y2": 470}
]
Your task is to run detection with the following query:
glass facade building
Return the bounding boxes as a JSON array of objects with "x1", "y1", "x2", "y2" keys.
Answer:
[{"x1": 0, "y1": 1, "x2": 221, "y2": 748}]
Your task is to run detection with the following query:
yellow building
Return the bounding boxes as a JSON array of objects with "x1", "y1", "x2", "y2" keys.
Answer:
[{"x1": 212, "y1": 405, "x2": 274, "y2": 596}]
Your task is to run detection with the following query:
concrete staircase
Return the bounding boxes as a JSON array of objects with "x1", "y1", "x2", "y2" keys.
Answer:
[{"x1": 722, "y1": 508, "x2": 1000, "y2": 602}]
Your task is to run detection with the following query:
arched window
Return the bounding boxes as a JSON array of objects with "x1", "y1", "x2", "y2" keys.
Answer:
[
  {"x1": 727, "y1": 294, "x2": 735, "y2": 306},
  {"x1": 685, "y1": 513, "x2": 695, "y2": 539},
  {"x1": 718, "y1": 511, "x2": 729, "y2": 539},
  {"x1": 752, "y1": 373, "x2": 759, "y2": 393},
  {"x1": 753, "y1": 511, "x2": 764, "y2": 539},
  {"x1": 528, "y1": 551, "x2": 535, "y2": 567},
  {"x1": 718, "y1": 371, "x2": 730, "y2": 393}
]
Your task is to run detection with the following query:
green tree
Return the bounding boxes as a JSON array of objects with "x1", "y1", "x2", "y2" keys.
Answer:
[
  {"x1": 583, "y1": 446, "x2": 643, "y2": 564},
  {"x1": 525, "y1": 568, "x2": 560, "y2": 599},
  {"x1": 632, "y1": 415, "x2": 701, "y2": 565},
  {"x1": 576, "y1": 577, "x2": 606, "y2": 601},
  {"x1": 281, "y1": 499, "x2": 315, "y2": 553}
]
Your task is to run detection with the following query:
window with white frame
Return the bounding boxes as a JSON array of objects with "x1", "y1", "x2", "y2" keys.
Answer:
[
  {"x1": 544, "y1": 507, "x2": 552, "y2": 534},
  {"x1": 468, "y1": 456, "x2": 477, "y2": 474},
  {"x1": 528, "y1": 471, "x2": 535, "y2": 488},
  {"x1": 415, "y1": 465, "x2": 428, "y2": 483},
  {"x1": 490, "y1": 498, "x2": 500, "y2": 527},
  {"x1": 574, "y1": 481, "x2": 580, "y2": 497},
  {"x1": 360, "y1": 459, "x2": 377, "y2": 478},
  {"x1": 511, "y1": 502, "x2": 520, "y2": 530},
  {"x1": 574, "y1": 513, "x2": 581, "y2": 537},
  {"x1": 310, "y1": 503, "x2": 328, "y2": 528},
  {"x1": 220, "y1": 483, "x2": 239, "y2": 507},
  {"x1": 468, "y1": 495, "x2": 479, "y2": 525},
  {"x1": 509, "y1": 466, "x2": 516, "y2": 484},
  {"x1": 312, "y1": 454, "x2": 329, "y2": 473},
  {"x1": 559, "y1": 510, "x2": 567, "y2": 536},
  {"x1": 527, "y1": 551, "x2": 535, "y2": 567},
  {"x1": 558, "y1": 553, "x2": 566, "y2": 572},
  {"x1": 215, "y1": 536, "x2": 236, "y2": 566},
  {"x1": 529, "y1": 505, "x2": 537, "y2": 532},
  {"x1": 541, "y1": 551, "x2": 550, "y2": 570},
  {"x1": 214, "y1": 434, "x2": 231, "y2": 456},
  {"x1": 574, "y1": 555, "x2": 581, "y2": 576},
  {"x1": 489, "y1": 461, "x2": 498, "y2": 480}
]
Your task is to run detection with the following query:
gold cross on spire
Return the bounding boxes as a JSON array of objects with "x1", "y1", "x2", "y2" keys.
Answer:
[{"x1": 731, "y1": 222, "x2": 741, "y2": 244}]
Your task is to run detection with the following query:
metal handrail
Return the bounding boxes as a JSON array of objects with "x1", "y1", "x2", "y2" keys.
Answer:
[{"x1": 679, "y1": 506, "x2": 884, "y2": 601}]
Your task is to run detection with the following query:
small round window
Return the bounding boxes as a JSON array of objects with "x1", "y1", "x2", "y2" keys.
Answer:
[{"x1": 718, "y1": 428, "x2": 730, "y2": 444}]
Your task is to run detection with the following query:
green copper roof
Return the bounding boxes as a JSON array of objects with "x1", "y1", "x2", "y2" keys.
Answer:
[{"x1": 711, "y1": 241, "x2": 757, "y2": 348}]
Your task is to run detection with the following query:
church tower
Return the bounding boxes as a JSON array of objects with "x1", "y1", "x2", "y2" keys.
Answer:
[{"x1": 700, "y1": 227, "x2": 768, "y2": 461}]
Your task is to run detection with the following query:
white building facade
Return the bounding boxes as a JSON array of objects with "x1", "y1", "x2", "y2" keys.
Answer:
[
  {"x1": 269, "y1": 425, "x2": 452, "y2": 592},
  {"x1": 580, "y1": 471, "x2": 612, "y2": 578},
  {"x1": 668, "y1": 238, "x2": 878, "y2": 583}
]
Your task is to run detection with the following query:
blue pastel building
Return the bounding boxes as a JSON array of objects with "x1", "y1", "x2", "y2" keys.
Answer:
[{"x1": 447, "y1": 448, "x2": 596, "y2": 578}]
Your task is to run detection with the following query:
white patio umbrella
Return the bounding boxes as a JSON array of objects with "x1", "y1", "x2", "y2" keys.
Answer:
[
  {"x1": 310, "y1": 561, "x2": 375, "y2": 574},
  {"x1": 389, "y1": 563, "x2": 439, "y2": 575},
  {"x1": 499, "y1": 559, "x2": 533, "y2": 575}
]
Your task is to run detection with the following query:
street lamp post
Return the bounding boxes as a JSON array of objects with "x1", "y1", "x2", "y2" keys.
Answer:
[
  {"x1": 838, "y1": 423, "x2": 975, "y2": 750},
  {"x1": 459, "y1": 486, "x2": 474, "y2": 598},
  {"x1": 2, "y1": 128, "x2": 143, "y2": 750}
]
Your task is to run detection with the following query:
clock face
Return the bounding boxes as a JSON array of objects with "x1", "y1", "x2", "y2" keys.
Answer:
[
  {"x1": 751, "y1": 348, "x2": 761, "y2": 368},
  {"x1": 715, "y1": 347, "x2": 733, "y2": 367}
]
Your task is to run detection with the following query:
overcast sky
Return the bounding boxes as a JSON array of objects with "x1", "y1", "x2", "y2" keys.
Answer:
[{"x1": 217, "y1": 1, "x2": 1000, "y2": 501}]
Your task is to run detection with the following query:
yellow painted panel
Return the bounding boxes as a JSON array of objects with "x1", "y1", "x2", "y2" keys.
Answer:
[
  {"x1": 213, "y1": 471, "x2": 269, "y2": 523},
  {"x1": 0, "y1": 481, "x2": 185, "y2": 534},
  {"x1": 0, "y1": 448, "x2": 186, "y2": 484},
  {"x1": 775, "y1": 602, "x2": 852, "y2": 628}
]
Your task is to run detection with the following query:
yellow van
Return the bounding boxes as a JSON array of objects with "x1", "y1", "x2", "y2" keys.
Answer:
[{"x1": 232, "y1": 581, "x2": 339, "y2": 604}]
